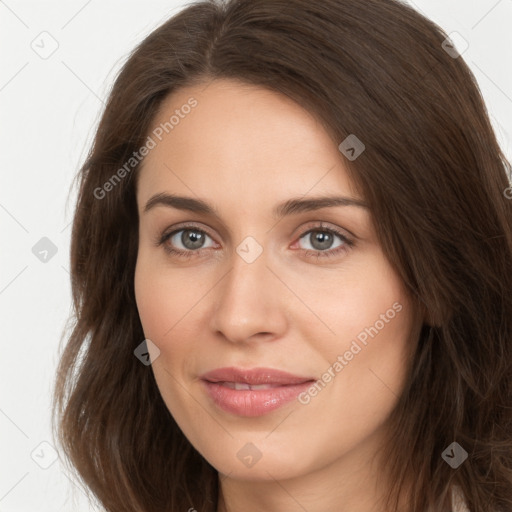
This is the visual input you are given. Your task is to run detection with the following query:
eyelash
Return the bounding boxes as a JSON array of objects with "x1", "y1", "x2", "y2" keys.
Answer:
[{"x1": 155, "y1": 222, "x2": 354, "y2": 261}]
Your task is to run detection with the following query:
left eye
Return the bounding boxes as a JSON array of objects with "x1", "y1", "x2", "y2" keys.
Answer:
[{"x1": 297, "y1": 229, "x2": 345, "y2": 252}]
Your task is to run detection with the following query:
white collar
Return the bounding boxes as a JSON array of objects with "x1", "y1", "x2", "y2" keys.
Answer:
[{"x1": 451, "y1": 485, "x2": 470, "y2": 512}]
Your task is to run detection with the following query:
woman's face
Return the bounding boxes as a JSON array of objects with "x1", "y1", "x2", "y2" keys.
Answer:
[{"x1": 134, "y1": 78, "x2": 419, "y2": 483}]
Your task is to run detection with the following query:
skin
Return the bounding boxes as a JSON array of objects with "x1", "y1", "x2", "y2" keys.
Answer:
[{"x1": 134, "y1": 78, "x2": 422, "y2": 512}]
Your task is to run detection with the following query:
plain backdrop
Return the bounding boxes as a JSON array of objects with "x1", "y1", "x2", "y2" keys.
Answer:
[{"x1": 1, "y1": 1, "x2": 511, "y2": 511}]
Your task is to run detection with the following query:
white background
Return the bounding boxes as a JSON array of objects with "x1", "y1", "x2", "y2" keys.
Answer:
[{"x1": 1, "y1": 1, "x2": 511, "y2": 511}]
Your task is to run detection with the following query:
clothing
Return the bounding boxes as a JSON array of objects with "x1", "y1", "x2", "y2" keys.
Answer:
[{"x1": 452, "y1": 485, "x2": 470, "y2": 512}]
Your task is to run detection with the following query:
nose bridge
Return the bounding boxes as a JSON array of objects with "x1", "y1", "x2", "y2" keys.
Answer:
[
  {"x1": 222, "y1": 237, "x2": 271, "y2": 308},
  {"x1": 210, "y1": 235, "x2": 284, "y2": 342}
]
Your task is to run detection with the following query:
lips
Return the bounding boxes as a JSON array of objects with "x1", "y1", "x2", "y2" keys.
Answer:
[
  {"x1": 219, "y1": 382, "x2": 281, "y2": 390},
  {"x1": 200, "y1": 367, "x2": 316, "y2": 417},
  {"x1": 200, "y1": 367, "x2": 315, "y2": 386}
]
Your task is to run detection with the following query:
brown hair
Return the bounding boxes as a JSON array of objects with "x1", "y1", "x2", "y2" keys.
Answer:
[{"x1": 52, "y1": 0, "x2": 512, "y2": 510}]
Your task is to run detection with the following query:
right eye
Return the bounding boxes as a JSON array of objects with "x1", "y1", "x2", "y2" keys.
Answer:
[{"x1": 158, "y1": 225, "x2": 217, "y2": 258}]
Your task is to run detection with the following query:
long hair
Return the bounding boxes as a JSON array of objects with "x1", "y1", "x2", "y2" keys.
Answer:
[{"x1": 52, "y1": 1, "x2": 512, "y2": 510}]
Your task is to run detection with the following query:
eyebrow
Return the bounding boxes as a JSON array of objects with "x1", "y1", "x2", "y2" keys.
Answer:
[{"x1": 143, "y1": 192, "x2": 368, "y2": 219}]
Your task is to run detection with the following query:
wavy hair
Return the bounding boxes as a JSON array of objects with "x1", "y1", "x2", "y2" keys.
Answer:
[{"x1": 52, "y1": 0, "x2": 512, "y2": 510}]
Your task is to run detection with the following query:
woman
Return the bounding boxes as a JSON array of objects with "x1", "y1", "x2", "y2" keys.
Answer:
[{"x1": 52, "y1": 0, "x2": 512, "y2": 511}]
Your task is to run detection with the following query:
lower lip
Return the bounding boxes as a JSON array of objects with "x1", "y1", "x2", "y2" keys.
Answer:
[{"x1": 201, "y1": 380, "x2": 313, "y2": 417}]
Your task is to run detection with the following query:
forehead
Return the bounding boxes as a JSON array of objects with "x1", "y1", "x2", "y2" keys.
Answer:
[{"x1": 136, "y1": 78, "x2": 360, "y2": 208}]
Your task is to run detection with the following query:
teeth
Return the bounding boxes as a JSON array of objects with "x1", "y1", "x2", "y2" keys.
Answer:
[
  {"x1": 245, "y1": 384, "x2": 275, "y2": 390},
  {"x1": 221, "y1": 382, "x2": 277, "y2": 390}
]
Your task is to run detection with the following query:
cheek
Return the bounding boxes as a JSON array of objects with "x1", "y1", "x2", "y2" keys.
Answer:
[
  {"x1": 134, "y1": 261, "x2": 195, "y2": 411},
  {"x1": 134, "y1": 254, "x2": 209, "y2": 383},
  {"x1": 309, "y1": 255, "x2": 416, "y2": 414},
  {"x1": 307, "y1": 252, "x2": 414, "y2": 358},
  {"x1": 134, "y1": 250, "x2": 202, "y2": 342},
  {"x1": 134, "y1": 263, "x2": 168, "y2": 342}
]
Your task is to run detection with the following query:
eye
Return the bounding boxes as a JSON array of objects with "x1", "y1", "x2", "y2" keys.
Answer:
[
  {"x1": 157, "y1": 225, "x2": 216, "y2": 258},
  {"x1": 293, "y1": 222, "x2": 354, "y2": 260},
  {"x1": 156, "y1": 221, "x2": 354, "y2": 260}
]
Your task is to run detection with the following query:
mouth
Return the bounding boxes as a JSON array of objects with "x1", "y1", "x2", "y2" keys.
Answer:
[
  {"x1": 212, "y1": 382, "x2": 294, "y2": 390},
  {"x1": 199, "y1": 367, "x2": 316, "y2": 417},
  {"x1": 200, "y1": 366, "x2": 315, "y2": 386}
]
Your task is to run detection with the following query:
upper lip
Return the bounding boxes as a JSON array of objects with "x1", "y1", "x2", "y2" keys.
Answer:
[{"x1": 200, "y1": 367, "x2": 315, "y2": 386}]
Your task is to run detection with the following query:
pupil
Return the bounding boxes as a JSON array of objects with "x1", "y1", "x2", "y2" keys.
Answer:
[
  {"x1": 312, "y1": 231, "x2": 332, "y2": 250},
  {"x1": 183, "y1": 230, "x2": 204, "y2": 249}
]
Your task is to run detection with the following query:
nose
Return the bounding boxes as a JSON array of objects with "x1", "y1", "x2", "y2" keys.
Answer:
[{"x1": 209, "y1": 243, "x2": 288, "y2": 344}]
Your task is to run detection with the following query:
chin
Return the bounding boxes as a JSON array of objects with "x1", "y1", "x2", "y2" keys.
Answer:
[{"x1": 200, "y1": 438, "x2": 322, "y2": 482}]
